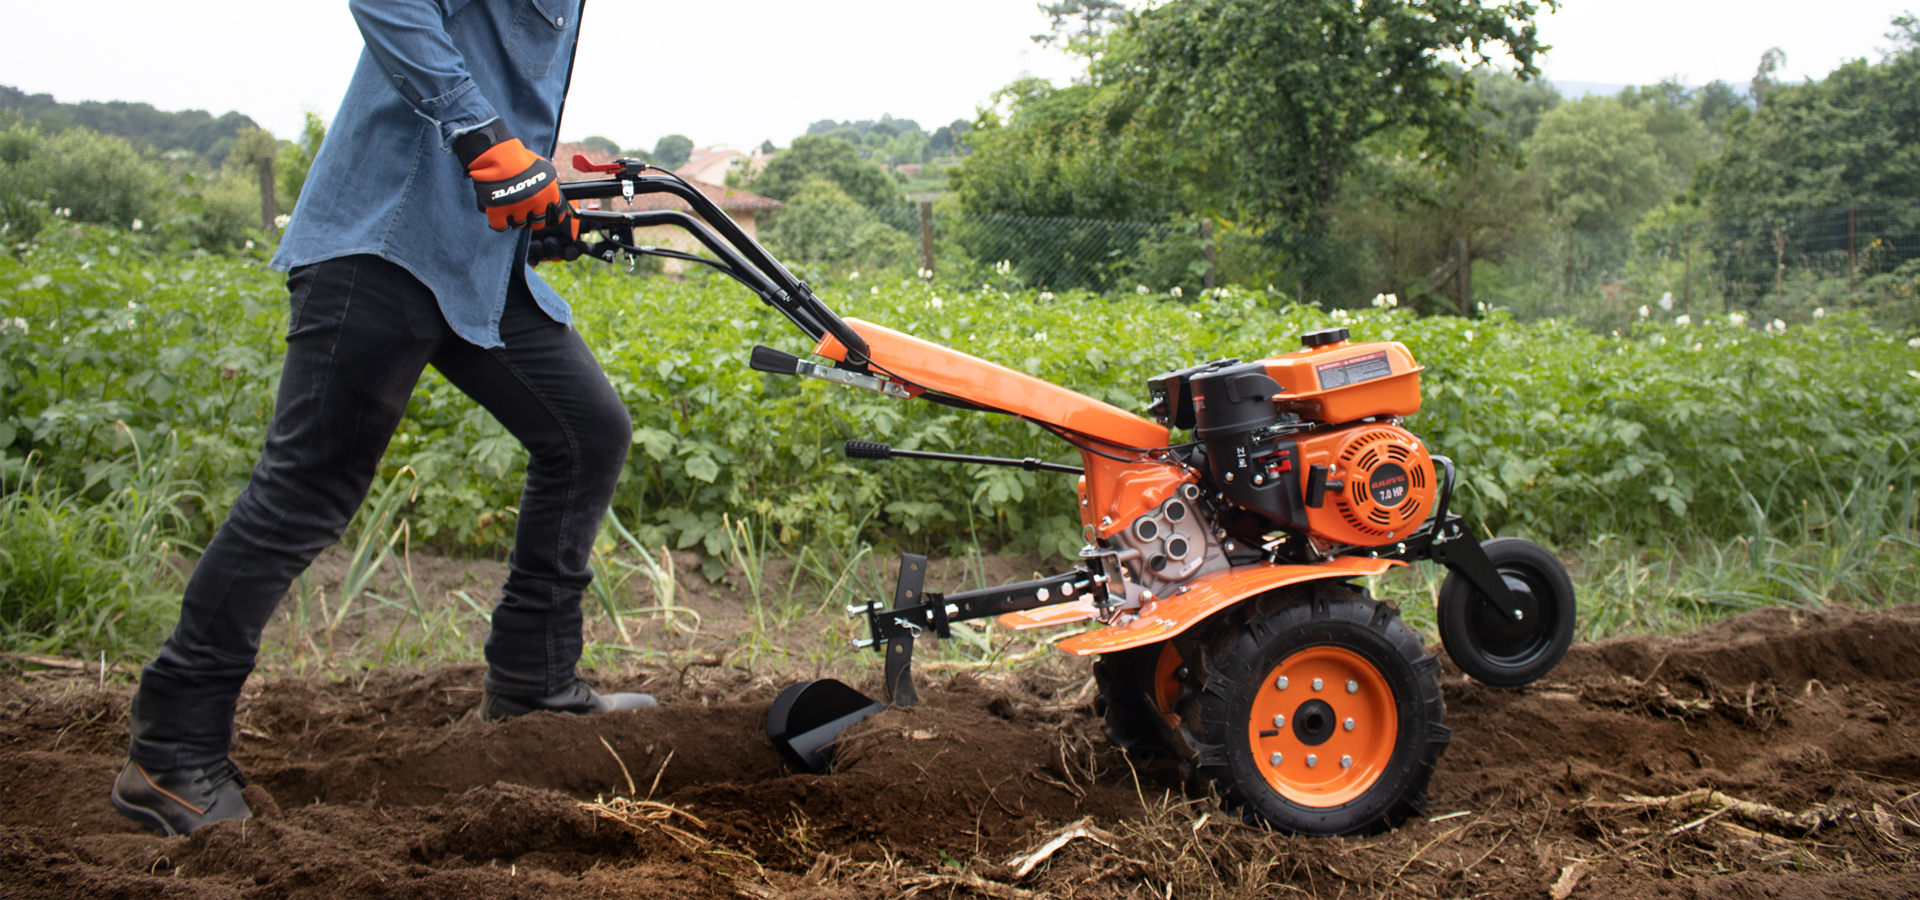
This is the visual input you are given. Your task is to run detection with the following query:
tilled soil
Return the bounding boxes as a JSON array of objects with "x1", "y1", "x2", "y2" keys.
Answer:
[{"x1": 4, "y1": 605, "x2": 1919, "y2": 899}]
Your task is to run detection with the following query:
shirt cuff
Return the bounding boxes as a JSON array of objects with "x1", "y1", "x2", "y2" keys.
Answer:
[{"x1": 416, "y1": 79, "x2": 502, "y2": 152}]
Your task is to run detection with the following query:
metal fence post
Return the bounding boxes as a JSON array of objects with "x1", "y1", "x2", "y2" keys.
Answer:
[
  {"x1": 918, "y1": 200, "x2": 934, "y2": 278},
  {"x1": 257, "y1": 155, "x2": 276, "y2": 235}
]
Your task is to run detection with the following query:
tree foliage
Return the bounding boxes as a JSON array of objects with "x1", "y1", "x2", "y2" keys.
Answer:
[
  {"x1": 0, "y1": 85, "x2": 257, "y2": 164},
  {"x1": 758, "y1": 176, "x2": 916, "y2": 273},
  {"x1": 1524, "y1": 97, "x2": 1668, "y2": 233},
  {"x1": 953, "y1": 80, "x2": 1192, "y2": 222},
  {"x1": 1698, "y1": 24, "x2": 1920, "y2": 221},
  {"x1": 652, "y1": 134, "x2": 693, "y2": 169},
  {"x1": 1105, "y1": 0, "x2": 1552, "y2": 233},
  {"x1": 750, "y1": 134, "x2": 899, "y2": 209}
]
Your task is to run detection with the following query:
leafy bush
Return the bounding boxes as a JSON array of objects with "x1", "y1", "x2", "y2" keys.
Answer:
[{"x1": 0, "y1": 123, "x2": 168, "y2": 238}]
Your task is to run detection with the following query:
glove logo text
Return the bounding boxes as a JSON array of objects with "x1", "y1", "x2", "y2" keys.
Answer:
[{"x1": 490, "y1": 171, "x2": 548, "y2": 201}]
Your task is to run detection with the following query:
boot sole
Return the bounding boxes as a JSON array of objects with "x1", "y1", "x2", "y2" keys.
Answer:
[{"x1": 109, "y1": 792, "x2": 182, "y2": 837}]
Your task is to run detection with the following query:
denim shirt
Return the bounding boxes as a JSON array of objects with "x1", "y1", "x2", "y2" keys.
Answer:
[{"x1": 270, "y1": 0, "x2": 584, "y2": 348}]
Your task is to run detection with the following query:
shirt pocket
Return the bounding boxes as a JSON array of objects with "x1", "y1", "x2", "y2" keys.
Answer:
[{"x1": 506, "y1": 0, "x2": 574, "y2": 78}]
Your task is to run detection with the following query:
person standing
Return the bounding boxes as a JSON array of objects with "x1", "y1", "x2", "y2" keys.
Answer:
[{"x1": 110, "y1": 0, "x2": 652, "y2": 837}]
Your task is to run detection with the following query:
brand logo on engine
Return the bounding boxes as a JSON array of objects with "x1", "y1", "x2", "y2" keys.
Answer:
[{"x1": 1368, "y1": 463, "x2": 1409, "y2": 506}]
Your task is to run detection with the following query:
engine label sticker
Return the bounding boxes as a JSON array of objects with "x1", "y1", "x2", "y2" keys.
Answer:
[
  {"x1": 1368, "y1": 462, "x2": 1409, "y2": 507},
  {"x1": 1315, "y1": 350, "x2": 1393, "y2": 389}
]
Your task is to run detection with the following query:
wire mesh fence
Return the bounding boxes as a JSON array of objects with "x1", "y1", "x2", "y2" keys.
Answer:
[{"x1": 764, "y1": 199, "x2": 1920, "y2": 330}]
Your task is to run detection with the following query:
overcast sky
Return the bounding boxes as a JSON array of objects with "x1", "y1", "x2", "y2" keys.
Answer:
[{"x1": 1, "y1": 1, "x2": 1913, "y2": 152}]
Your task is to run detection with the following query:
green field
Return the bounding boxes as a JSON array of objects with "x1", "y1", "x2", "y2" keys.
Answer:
[{"x1": 4, "y1": 224, "x2": 1919, "y2": 658}]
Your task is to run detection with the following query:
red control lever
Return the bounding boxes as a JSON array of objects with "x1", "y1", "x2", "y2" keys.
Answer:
[{"x1": 572, "y1": 154, "x2": 625, "y2": 174}]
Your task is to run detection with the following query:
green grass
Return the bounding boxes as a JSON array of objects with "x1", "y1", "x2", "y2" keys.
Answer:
[{"x1": 0, "y1": 439, "x2": 198, "y2": 659}]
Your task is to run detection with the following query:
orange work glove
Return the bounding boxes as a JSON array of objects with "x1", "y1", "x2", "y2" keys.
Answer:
[{"x1": 453, "y1": 120, "x2": 567, "y2": 232}]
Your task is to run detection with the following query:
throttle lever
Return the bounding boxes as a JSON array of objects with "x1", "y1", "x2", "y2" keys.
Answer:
[{"x1": 747, "y1": 345, "x2": 909, "y2": 399}]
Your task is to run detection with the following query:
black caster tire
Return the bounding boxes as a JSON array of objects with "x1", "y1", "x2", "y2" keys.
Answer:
[
  {"x1": 1171, "y1": 583, "x2": 1448, "y2": 836},
  {"x1": 1437, "y1": 537, "x2": 1577, "y2": 688},
  {"x1": 1093, "y1": 641, "x2": 1183, "y2": 760}
]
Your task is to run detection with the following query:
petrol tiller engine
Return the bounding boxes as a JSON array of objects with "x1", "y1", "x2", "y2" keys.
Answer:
[{"x1": 552, "y1": 156, "x2": 1577, "y2": 836}]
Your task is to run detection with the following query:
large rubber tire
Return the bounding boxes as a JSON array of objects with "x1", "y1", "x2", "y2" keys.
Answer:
[
  {"x1": 1092, "y1": 642, "x2": 1184, "y2": 759},
  {"x1": 1437, "y1": 537, "x2": 1577, "y2": 688},
  {"x1": 1170, "y1": 583, "x2": 1448, "y2": 835}
]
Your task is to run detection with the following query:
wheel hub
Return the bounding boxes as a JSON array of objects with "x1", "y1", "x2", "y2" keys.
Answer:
[
  {"x1": 1291, "y1": 699, "x2": 1336, "y2": 746},
  {"x1": 1247, "y1": 645, "x2": 1399, "y2": 807}
]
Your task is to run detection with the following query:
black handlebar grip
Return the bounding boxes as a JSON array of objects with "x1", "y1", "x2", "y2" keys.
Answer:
[
  {"x1": 824, "y1": 318, "x2": 871, "y2": 364},
  {"x1": 844, "y1": 440, "x2": 893, "y2": 460},
  {"x1": 749, "y1": 344, "x2": 801, "y2": 375}
]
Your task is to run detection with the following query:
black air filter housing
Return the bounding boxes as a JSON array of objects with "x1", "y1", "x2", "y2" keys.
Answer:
[
  {"x1": 1190, "y1": 362, "x2": 1306, "y2": 528},
  {"x1": 1146, "y1": 358, "x2": 1238, "y2": 430}
]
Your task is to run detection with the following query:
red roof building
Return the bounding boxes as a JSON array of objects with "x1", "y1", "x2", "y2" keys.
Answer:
[{"x1": 556, "y1": 142, "x2": 783, "y2": 273}]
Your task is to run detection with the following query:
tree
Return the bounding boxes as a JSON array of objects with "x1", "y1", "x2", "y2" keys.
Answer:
[
  {"x1": 953, "y1": 79, "x2": 1198, "y2": 222},
  {"x1": 1470, "y1": 68, "x2": 1561, "y2": 144},
  {"x1": 1033, "y1": 0, "x2": 1128, "y2": 54},
  {"x1": 652, "y1": 134, "x2": 693, "y2": 169},
  {"x1": 1331, "y1": 71, "x2": 1553, "y2": 315},
  {"x1": 759, "y1": 139, "x2": 776, "y2": 154},
  {"x1": 1750, "y1": 47, "x2": 1788, "y2": 106},
  {"x1": 1103, "y1": 0, "x2": 1551, "y2": 235},
  {"x1": 1616, "y1": 79, "x2": 1713, "y2": 194},
  {"x1": 750, "y1": 134, "x2": 898, "y2": 208},
  {"x1": 1524, "y1": 97, "x2": 1666, "y2": 233},
  {"x1": 576, "y1": 135, "x2": 620, "y2": 155},
  {"x1": 759, "y1": 176, "x2": 916, "y2": 272},
  {"x1": 1698, "y1": 23, "x2": 1920, "y2": 221},
  {"x1": 277, "y1": 111, "x2": 328, "y2": 209}
]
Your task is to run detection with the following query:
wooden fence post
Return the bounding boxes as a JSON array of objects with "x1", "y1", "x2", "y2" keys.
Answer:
[
  {"x1": 1457, "y1": 235, "x2": 1472, "y2": 315},
  {"x1": 1199, "y1": 218, "x2": 1215, "y2": 292},
  {"x1": 1848, "y1": 204, "x2": 1856, "y2": 296},
  {"x1": 1682, "y1": 222, "x2": 1692, "y2": 307},
  {"x1": 257, "y1": 155, "x2": 276, "y2": 234},
  {"x1": 918, "y1": 200, "x2": 934, "y2": 278}
]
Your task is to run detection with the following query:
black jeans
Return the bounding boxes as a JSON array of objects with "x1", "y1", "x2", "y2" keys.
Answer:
[{"x1": 128, "y1": 254, "x2": 631, "y2": 770}]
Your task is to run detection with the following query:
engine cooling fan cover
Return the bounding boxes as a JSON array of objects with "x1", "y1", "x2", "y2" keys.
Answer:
[{"x1": 1324, "y1": 426, "x2": 1434, "y2": 545}]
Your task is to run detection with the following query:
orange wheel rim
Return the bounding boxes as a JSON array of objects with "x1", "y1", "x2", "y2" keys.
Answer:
[
  {"x1": 1153, "y1": 643, "x2": 1183, "y2": 730},
  {"x1": 1246, "y1": 645, "x2": 1398, "y2": 807}
]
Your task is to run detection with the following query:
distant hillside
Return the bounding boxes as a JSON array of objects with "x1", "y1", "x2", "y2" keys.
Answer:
[{"x1": 0, "y1": 85, "x2": 258, "y2": 164}]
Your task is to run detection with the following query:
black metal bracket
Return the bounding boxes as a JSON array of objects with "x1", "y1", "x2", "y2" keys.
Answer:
[
  {"x1": 1356, "y1": 456, "x2": 1521, "y2": 622},
  {"x1": 850, "y1": 554, "x2": 1096, "y2": 707}
]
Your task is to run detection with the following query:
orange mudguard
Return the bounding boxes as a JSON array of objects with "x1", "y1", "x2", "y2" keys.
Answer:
[{"x1": 999, "y1": 556, "x2": 1403, "y2": 655}]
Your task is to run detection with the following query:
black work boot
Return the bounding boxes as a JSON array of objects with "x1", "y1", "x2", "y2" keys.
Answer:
[
  {"x1": 477, "y1": 679, "x2": 657, "y2": 723},
  {"x1": 110, "y1": 758, "x2": 252, "y2": 836}
]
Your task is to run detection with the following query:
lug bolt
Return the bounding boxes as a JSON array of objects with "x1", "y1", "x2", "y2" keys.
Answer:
[
  {"x1": 1253, "y1": 473, "x2": 1264, "y2": 485},
  {"x1": 1275, "y1": 676, "x2": 1290, "y2": 690},
  {"x1": 1340, "y1": 755, "x2": 1353, "y2": 769},
  {"x1": 1312, "y1": 678, "x2": 1323, "y2": 691},
  {"x1": 1514, "y1": 609, "x2": 1525, "y2": 620},
  {"x1": 1344, "y1": 717, "x2": 1355, "y2": 731},
  {"x1": 1306, "y1": 754, "x2": 1318, "y2": 768},
  {"x1": 1269, "y1": 753, "x2": 1284, "y2": 767},
  {"x1": 1272, "y1": 713, "x2": 1286, "y2": 728},
  {"x1": 1346, "y1": 680, "x2": 1359, "y2": 694}
]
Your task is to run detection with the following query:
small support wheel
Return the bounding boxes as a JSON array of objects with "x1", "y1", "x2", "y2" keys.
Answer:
[
  {"x1": 1092, "y1": 641, "x2": 1184, "y2": 759},
  {"x1": 1437, "y1": 537, "x2": 1577, "y2": 688},
  {"x1": 1172, "y1": 583, "x2": 1448, "y2": 835}
]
